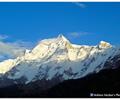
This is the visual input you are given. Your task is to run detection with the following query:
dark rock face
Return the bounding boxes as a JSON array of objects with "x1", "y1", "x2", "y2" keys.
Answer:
[
  {"x1": 0, "y1": 77, "x2": 62, "y2": 97},
  {"x1": 0, "y1": 66, "x2": 120, "y2": 98},
  {"x1": 42, "y1": 67, "x2": 120, "y2": 98}
]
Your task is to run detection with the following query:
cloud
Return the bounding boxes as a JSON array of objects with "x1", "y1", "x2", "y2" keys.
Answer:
[
  {"x1": 68, "y1": 32, "x2": 89, "y2": 39},
  {"x1": 0, "y1": 41, "x2": 26, "y2": 59},
  {"x1": 69, "y1": 32, "x2": 80, "y2": 38},
  {"x1": 0, "y1": 34, "x2": 34, "y2": 61},
  {"x1": 73, "y1": 2, "x2": 86, "y2": 8},
  {"x1": 0, "y1": 34, "x2": 9, "y2": 40},
  {"x1": 12, "y1": 40, "x2": 34, "y2": 49}
]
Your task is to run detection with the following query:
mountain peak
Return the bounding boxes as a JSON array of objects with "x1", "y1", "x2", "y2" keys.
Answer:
[
  {"x1": 98, "y1": 41, "x2": 112, "y2": 48},
  {"x1": 58, "y1": 34, "x2": 64, "y2": 38},
  {"x1": 57, "y1": 34, "x2": 69, "y2": 42}
]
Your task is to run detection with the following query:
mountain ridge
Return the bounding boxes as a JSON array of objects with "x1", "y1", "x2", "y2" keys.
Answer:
[{"x1": 0, "y1": 34, "x2": 119, "y2": 87}]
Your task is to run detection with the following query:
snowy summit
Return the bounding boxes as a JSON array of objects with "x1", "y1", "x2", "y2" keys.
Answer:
[{"x1": 0, "y1": 35, "x2": 119, "y2": 85}]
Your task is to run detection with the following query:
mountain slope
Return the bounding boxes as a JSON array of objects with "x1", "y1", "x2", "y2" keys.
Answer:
[
  {"x1": 42, "y1": 65, "x2": 120, "y2": 98},
  {"x1": 0, "y1": 62, "x2": 120, "y2": 97},
  {"x1": 0, "y1": 34, "x2": 120, "y2": 87}
]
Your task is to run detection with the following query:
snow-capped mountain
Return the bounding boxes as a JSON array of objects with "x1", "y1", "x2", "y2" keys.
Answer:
[{"x1": 0, "y1": 34, "x2": 120, "y2": 86}]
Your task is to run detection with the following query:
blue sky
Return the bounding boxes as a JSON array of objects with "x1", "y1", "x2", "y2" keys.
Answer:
[{"x1": 0, "y1": 2, "x2": 120, "y2": 47}]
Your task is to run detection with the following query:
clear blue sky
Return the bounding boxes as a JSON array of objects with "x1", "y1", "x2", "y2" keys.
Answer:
[{"x1": 0, "y1": 2, "x2": 120, "y2": 46}]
